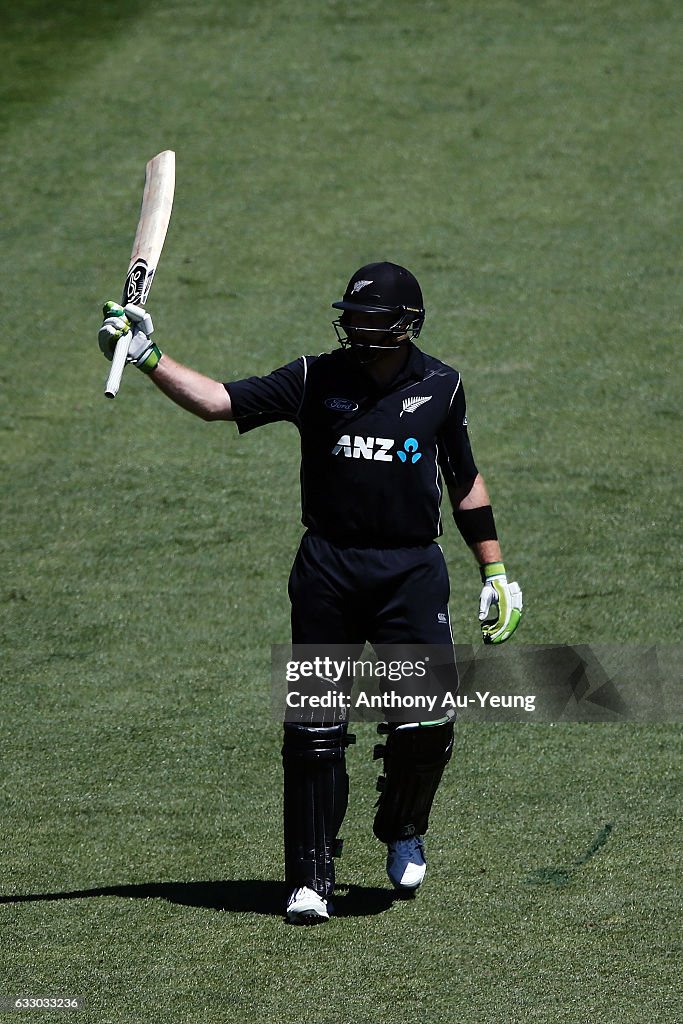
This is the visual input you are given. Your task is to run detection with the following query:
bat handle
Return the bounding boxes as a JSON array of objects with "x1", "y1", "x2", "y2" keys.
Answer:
[{"x1": 104, "y1": 331, "x2": 132, "y2": 399}]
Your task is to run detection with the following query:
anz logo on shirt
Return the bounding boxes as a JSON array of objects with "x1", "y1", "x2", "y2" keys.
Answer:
[{"x1": 331, "y1": 435, "x2": 423, "y2": 464}]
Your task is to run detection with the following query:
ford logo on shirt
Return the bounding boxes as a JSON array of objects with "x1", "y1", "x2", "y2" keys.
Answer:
[{"x1": 325, "y1": 397, "x2": 359, "y2": 413}]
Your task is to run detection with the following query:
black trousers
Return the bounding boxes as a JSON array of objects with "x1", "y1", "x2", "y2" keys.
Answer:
[{"x1": 288, "y1": 531, "x2": 456, "y2": 647}]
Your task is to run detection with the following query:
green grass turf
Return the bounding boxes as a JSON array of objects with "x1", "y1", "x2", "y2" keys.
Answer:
[{"x1": 1, "y1": 1, "x2": 681, "y2": 1021}]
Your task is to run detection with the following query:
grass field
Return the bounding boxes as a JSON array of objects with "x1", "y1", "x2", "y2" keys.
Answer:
[{"x1": 1, "y1": 1, "x2": 681, "y2": 1021}]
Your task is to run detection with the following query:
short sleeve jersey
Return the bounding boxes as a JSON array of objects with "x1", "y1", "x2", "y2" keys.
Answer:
[{"x1": 224, "y1": 345, "x2": 478, "y2": 546}]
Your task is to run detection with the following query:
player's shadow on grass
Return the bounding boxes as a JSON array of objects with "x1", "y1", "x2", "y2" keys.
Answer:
[{"x1": 0, "y1": 880, "x2": 396, "y2": 918}]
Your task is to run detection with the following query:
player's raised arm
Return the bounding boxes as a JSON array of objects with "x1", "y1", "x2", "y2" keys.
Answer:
[
  {"x1": 98, "y1": 302, "x2": 233, "y2": 421},
  {"x1": 148, "y1": 353, "x2": 233, "y2": 421}
]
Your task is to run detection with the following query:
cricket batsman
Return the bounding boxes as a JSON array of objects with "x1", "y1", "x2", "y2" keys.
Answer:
[{"x1": 99, "y1": 261, "x2": 523, "y2": 924}]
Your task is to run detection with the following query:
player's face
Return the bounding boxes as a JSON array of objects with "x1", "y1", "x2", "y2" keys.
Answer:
[
  {"x1": 344, "y1": 311, "x2": 404, "y2": 348},
  {"x1": 339, "y1": 311, "x2": 410, "y2": 366}
]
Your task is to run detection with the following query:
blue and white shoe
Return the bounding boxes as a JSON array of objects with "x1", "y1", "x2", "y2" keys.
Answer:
[{"x1": 386, "y1": 836, "x2": 426, "y2": 890}]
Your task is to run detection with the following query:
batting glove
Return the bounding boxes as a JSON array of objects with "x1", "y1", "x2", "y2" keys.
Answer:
[
  {"x1": 98, "y1": 301, "x2": 162, "y2": 374},
  {"x1": 478, "y1": 562, "x2": 523, "y2": 645}
]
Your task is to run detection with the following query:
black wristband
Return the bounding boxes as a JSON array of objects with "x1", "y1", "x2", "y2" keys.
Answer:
[{"x1": 453, "y1": 504, "x2": 498, "y2": 545}]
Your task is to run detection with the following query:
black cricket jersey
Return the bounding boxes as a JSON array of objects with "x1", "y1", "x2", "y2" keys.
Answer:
[{"x1": 224, "y1": 344, "x2": 478, "y2": 547}]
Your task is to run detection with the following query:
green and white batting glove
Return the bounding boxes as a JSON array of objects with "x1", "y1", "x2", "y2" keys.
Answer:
[
  {"x1": 98, "y1": 301, "x2": 162, "y2": 374},
  {"x1": 478, "y1": 562, "x2": 523, "y2": 645}
]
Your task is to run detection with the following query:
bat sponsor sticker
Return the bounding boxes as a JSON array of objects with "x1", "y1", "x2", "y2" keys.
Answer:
[{"x1": 124, "y1": 258, "x2": 154, "y2": 305}]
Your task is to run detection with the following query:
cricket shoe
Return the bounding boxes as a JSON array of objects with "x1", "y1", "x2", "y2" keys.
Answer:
[
  {"x1": 386, "y1": 836, "x2": 426, "y2": 891},
  {"x1": 285, "y1": 886, "x2": 331, "y2": 925}
]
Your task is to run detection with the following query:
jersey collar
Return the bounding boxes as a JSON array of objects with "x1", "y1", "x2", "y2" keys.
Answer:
[{"x1": 390, "y1": 343, "x2": 425, "y2": 388}]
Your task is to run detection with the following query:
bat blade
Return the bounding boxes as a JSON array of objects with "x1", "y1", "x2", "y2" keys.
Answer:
[{"x1": 104, "y1": 150, "x2": 175, "y2": 399}]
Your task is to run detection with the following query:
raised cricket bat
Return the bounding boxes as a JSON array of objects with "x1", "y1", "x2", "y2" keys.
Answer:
[{"x1": 104, "y1": 150, "x2": 175, "y2": 398}]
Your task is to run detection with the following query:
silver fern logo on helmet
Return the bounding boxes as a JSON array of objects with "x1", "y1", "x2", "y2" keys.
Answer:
[{"x1": 351, "y1": 279, "x2": 373, "y2": 294}]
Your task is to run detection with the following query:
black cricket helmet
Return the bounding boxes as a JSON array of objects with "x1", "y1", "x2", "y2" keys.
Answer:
[{"x1": 332, "y1": 261, "x2": 425, "y2": 351}]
